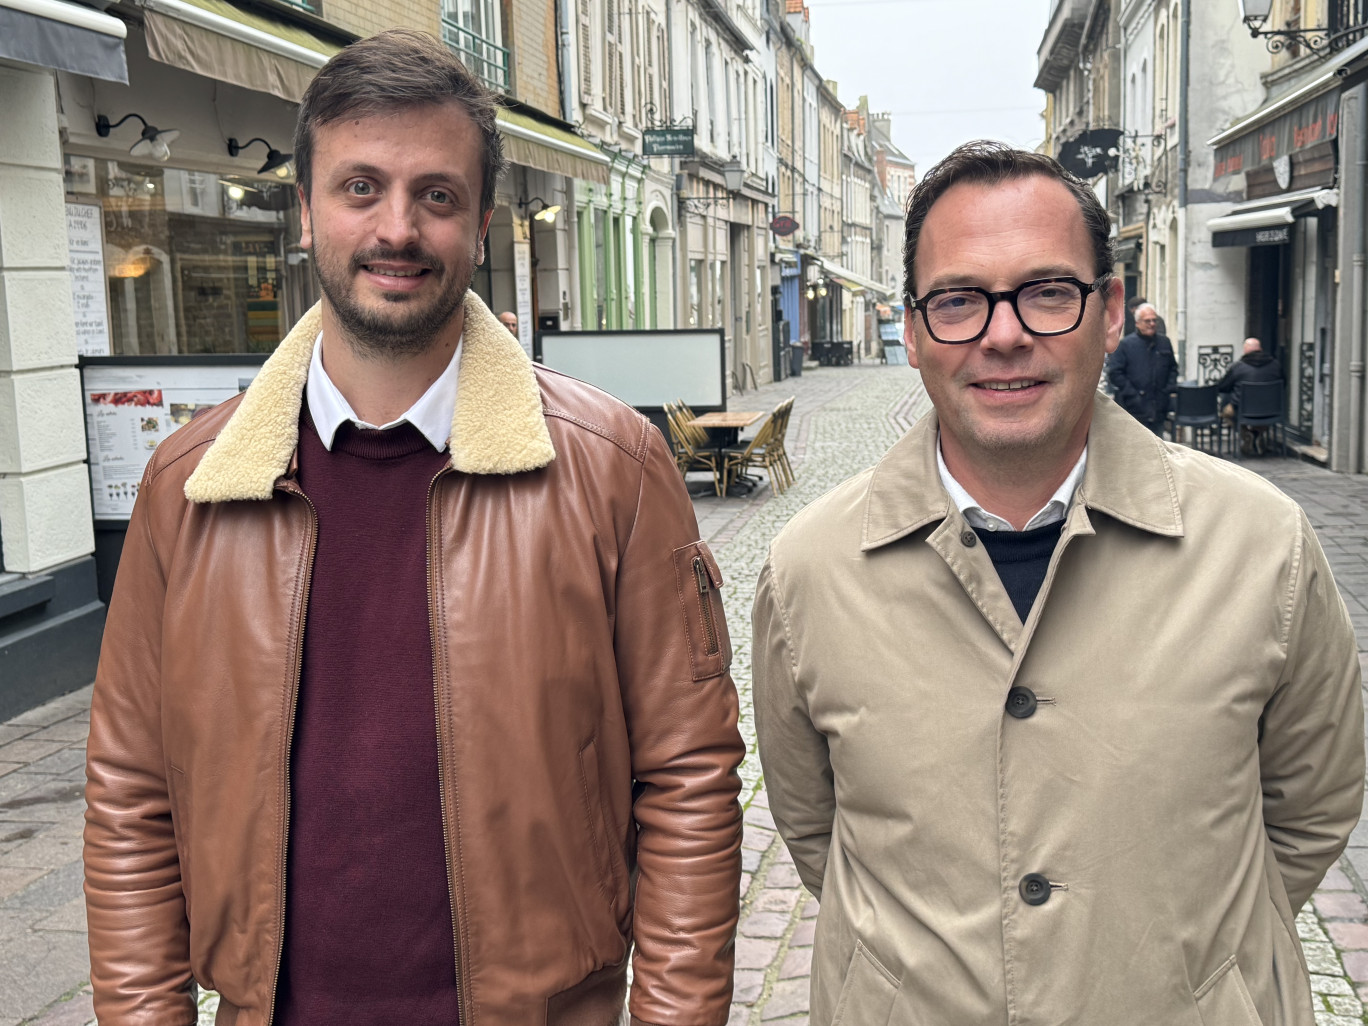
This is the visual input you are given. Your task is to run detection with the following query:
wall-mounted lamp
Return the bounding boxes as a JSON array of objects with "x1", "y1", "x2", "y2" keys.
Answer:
[
  {"x1": 228, "y1": 136, "x2": 294, "y2": 177},
  {"x1": 96, "y1": 113, "x2": 180, "y2": 163},
  {"x1": 806, "y1": 280, "x2": 828, "y2": 300},
  {"x1": 522, "y1": 197, "x2": 562, "y2": 224},
  {"x1": 1238, "y1": 0, "x2": 1366, "y2": 53}
]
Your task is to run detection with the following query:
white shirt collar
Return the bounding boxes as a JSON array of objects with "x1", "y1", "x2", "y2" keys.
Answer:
[
  {"x1": 305, "y1": 332, "x2": 461, "y2": 452},
  {"x1": 936, "y1": 438, "x2": 1088, "y2": 533}
]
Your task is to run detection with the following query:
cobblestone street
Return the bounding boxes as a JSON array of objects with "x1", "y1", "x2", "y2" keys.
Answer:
[{"x1": 5, "y1": 362, "x2": 1368, "y2": 1025}]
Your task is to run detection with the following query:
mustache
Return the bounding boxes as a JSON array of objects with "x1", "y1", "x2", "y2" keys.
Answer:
[{"x1": 350, "y1": 246, "x2": 444, "y2": 275}]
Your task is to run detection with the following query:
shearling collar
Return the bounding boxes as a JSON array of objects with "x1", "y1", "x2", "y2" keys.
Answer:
[
  {"x1": 861, "y1": 392, "x2": 1183, "y2": 550},
  {"x1": 184, "y1": 292, "x2": 555, "y2": 503}
]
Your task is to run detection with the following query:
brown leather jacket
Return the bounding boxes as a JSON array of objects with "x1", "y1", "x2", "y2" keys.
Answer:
[{"x1": 84, "y1": 295, "x2": 744, "y2": 1026}]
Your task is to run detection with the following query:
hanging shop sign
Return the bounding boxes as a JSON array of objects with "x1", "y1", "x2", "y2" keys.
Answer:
[
  {"x1": 770, "y1": 215, "x2": 799, "y2": 237},
  {"x1": 1058, "y1": 129, "x2": 1123, "y2": 179},
  {"x1": 1213, "y1": 88, "x2": 1340, "y2": 180},
  {"x1": 643, "y1": 128, "x2": 696, "y2": 157}
]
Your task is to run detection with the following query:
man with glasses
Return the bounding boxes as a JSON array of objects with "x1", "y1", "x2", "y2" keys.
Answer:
[
  {"x1": 752, "y1": 141, "x2": 1361, "y2": 1026},
  {"x1": 1108, "y1": 301, "x2": 1177, "y2": 435}
]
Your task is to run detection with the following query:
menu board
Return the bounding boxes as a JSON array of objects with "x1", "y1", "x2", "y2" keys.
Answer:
[
  {"x1": 66, "y1": 202, "x2": 110, "y2": 357},
  {"x1": 82, "y1": 361, "x2": 264, "y2": 520}
]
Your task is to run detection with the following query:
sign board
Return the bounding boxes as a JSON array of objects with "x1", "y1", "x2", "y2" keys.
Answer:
[
  {"x1": 643, "y1": 128, "x2": 696, "y2": 157},
  {"x1": 770, "y1": 215, "x2": 799, "y2": 237},
  {"x1": 1212, "y1": 224, "x2": 1292, "y2": 248},
  {"x1": 512, "y1": 240, "x2": 534, "y2": 359},
  {"x1": 66, "y1": 202, "x2": 110, "y2": 357},
  {"x1": 81, "y1": 358, "x2": 265, "y2": 520},
  {"x1": 1213, "y1": 88, "x2": 1340, "y2": 180},
  {"x1": 540, "y1": 329, "x2": 725, "y2": 409},
  {"x1": 1058, "y1": 129, "x2": 1123, "y2": 179}
]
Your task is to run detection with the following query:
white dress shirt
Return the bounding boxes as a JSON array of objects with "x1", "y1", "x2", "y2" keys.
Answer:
[
  {"x1": 936, "y1": 439, "x2": 1087, "y2": 533},
  {"x1": 306, "y1": 332, "x2": 461, "y2": 452}
]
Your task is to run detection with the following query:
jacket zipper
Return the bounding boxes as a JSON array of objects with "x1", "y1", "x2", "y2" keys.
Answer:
[
  {"x1": 426, "y1": 467, "x2": 470, "y2": 1023},
  {"x1": 693, "y1": 555, "x2": 720, "y2": 655},
  {"x1": 266, "y1": 482, "x2": 318, "y2": 1026}
]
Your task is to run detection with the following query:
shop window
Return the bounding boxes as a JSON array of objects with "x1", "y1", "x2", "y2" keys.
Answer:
[{"x1": 64, "y1": 153, "x2": 318, "y2": 355}]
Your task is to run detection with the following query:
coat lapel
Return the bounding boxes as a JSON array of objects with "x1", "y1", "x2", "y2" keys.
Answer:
[{"x1": 184, "y1": 292, "x2": 555, "y2": 503}]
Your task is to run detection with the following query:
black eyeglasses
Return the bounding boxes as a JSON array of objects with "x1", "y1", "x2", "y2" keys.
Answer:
[{"x1": 910, "y1": 276, "x2": 1111, "y2": 345}]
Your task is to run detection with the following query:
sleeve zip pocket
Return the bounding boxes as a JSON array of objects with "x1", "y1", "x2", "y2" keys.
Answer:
[{"x1": 673, "y1": 541, "x2": 732, "y2": 680}]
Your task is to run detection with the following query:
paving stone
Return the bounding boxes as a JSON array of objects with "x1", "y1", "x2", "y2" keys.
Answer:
[
  {"x1": 1, "y1": 860, "x2": 83, "y2": 911},
  {"x1": 22, "y1": 749, "x2": 87, "y2": 777},
  {"x1": 34, "y1": 896, "x2": 87, "y2": 933},
  {"x1": 789, "y1": 918, "x2": 815, "y2": 947},
  {"x1": 1317, "y1": 892, "x2": 1368, "y2": 920},
  {"x1": 735, "y1": 935, "x2": 781, "y2": 970},
  {"x1": 0, "y1": 822, "x2": 83, "y2": 870},
  {"x1": 1311, "y1": 973, "x2": 1357, "y2": 997},
  {"x1": 738, "y1": 911, "x2": 790, "y2": 939},
  {"x1": 1325, "y1": 993, "x2": 1363, "y2": 1016},
  {"x1": 0, "y1": 741, "x2": 64, "y2": 766},
  {"x1": 754, "y1": 888, "x2": 802, "y2": 914},
  {"x1": 726, "y1": 1003, "x2": 751, "y2": 1026},
  {"x1": 1303, "y1": 941, "x2": 1345, "y2": 975},
  {"x1": 1327, "y1": 921, "x2": 1368, "y2": 950},
  {"x1": 741, "y1": 847, "x2": 763, "y2": 872},
  {"x1": 1320, "y1": 866, "x2": 1355, "y2": 891},
  {"x1": 1312, "y1": 1014, "x2": 1361, "y2": 1026},
  {"x1": 733, "y1": 968, "x2": 765, "y2": 1004},
  {"x1": 1300, "y1": 909, "x2": 1330, "y2": 943},
  {"x1": 25, "y1": 989, "x2": 95, "y2": 1026},
  {"x1": 742, "y1": 827, "x2": 775, "y2": 851},
  {"x1": 780, "y1": 945, "x2": 812, "y2": 979},
  {"x1": 801, "y1": 897, "x2": 818, "y2": 919},
  {"x1": 0, "y1": 867, "x2": 46, "y2": 902},
  {"x1": 758, "y1": 978, "x2": 809, "y2": 1020},
  {"x1": 766, "y1": 862, "x2": 803, "y2": 889}
]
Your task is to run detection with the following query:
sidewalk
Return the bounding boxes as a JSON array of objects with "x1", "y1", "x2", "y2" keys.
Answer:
[{"x1": 5, "y1": 363, "x2": 1368, "y2": 1026}]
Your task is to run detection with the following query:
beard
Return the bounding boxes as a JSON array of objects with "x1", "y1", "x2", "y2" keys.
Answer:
[{"x1": 313, "y1": 242, "x2": 476, "y2": 360}]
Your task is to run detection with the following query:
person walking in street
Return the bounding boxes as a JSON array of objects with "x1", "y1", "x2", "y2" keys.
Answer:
[
  {"x1": 1108, "y1": 301, "x2": 1178, "y2": 434},
  {"x1": 83, "y1": 30, "x2": 743, "y2": 1026},
  {"x1": 752, "y1": 141, "x2": 1363, "y2": 1026},
  {"x1": 1217, "y1": 336, "x2": 1285, "y2": 453},
  {"x1": 1124, "y1": 293, "x2": 1166, "y2": 337}
]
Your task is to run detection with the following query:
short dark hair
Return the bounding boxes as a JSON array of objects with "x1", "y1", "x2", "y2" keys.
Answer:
[
  {"x1": 294, "y1": 28, "x2": 507, "y2": 216},
  {"x1": 902, "y1": 141, "x2": 1114, "y2": 302},
  {"x1": 1126, "y1": 295, "x2": 1148, "y2": 312}
]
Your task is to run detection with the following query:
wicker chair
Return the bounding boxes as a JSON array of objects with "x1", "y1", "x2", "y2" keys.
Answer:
[
  {"x1": 665, "y1": 401, "x2": 726, "y2": 496},
  {"x1": 724, "y1": 397, "x2": 796, "y2": 494}
]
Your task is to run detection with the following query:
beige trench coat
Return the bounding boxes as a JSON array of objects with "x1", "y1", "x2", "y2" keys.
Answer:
[{"x1": 753, "y1": 395, "x2": 1363, "y2": 1026}]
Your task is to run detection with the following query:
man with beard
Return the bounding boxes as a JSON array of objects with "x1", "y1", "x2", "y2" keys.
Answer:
[
  {"x1": 84, "y1": 29, "x2": 743, "y2": 1026},
  {"x1": 1107, "y1": 302, "x2": 1178, "y2": 434},
  {"x1": 752, "y1": 142, "x2": 1361, "y2": 1025}
]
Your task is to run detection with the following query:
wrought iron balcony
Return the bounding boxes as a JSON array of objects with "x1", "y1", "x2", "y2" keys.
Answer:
[{"x1": 441, "y1": 17, "x2": 510, "y2": 93}]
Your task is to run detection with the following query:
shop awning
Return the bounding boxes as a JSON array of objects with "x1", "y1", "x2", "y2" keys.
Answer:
[
  {"x1": 141, "y1": 0, "x2": 342, "y2": 103},
  {"x1": 0, "y1": 0, "x2": 127, "y2": 83},
  {"x1": 1206, "y1": 187, "x2": 1338, "y2": 247},
  {"x1": 819, "y1": 258, "x2": 892, "y2": 297},
  {"x1": 496, "y1": 108, "x2": 609, "y2": 186},
  {"x1": 1208, "y1": 35, "x2": 1368, "y2": 180}
]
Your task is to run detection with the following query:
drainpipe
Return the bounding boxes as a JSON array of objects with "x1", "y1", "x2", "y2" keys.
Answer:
[
  {"x1": 556, "y1": 0, "x2": 575, "y2": 122},
  {"x1": 1349, "y1": 84, "x2": 1367, "y2": 473},
  {"x1": 1176, "y1": 0, "x2": 1190, "y2": 370}
]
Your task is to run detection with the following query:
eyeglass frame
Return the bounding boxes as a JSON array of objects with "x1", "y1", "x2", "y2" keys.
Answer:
[{"x1": 908, "y1": 275, "x2": 1114, "y2": 345}]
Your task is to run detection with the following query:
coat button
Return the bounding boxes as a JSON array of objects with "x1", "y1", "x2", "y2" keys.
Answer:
[
  {"x1": 960, "y1": 530, "x2": 977, "y2": 547},
  {"x1": 1019, "y1": 873, "x2": 1051, "y2": 906},
  {"x1": 1005, "y1": 686, "x2": 1038, "y2": 719}
]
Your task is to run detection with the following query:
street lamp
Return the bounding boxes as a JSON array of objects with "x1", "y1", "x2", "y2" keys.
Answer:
[
  {"x1": 722, "y1": 161, "x2": 746, "y2": 194},
  {"x1": 1238, "y1": 0, "x2": 1367, "y2": 53},
  {"x1": 228, "y1": 137, "x2": 294, "y2": 178},
  {"x1": 95, "y1": 113, "x2": 180, "y2": 163}
]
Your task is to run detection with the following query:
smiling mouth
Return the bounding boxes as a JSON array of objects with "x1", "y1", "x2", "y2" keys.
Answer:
[
  {"x1": 364, "y1": 265, "x2": 430, "y2": 278},
  {"x1": 974, "y1": 379, "x2": 1042, "y2": 391}
]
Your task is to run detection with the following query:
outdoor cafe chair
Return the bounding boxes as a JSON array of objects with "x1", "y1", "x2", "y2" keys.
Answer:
[
  {"x1": 665, "y1": 401, "x2": 726, "y2": 496},
  {"x1": 724, "y1": 397, "x2": 796, "y2": 495},
  {"x1": 1234, "y1": 380, "x2": 1287, "y2": 457},
  {"x1": 1170, "y1": 382, "x2": 1226, "y2": 456}
]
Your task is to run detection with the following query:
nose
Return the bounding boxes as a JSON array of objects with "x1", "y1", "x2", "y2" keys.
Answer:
[
  {"x1": 374, "y1": 192, "x2": 420, "y2": 250},
  {"x1": 979, "y1": 294, "x2": 1032, "y2": 353}
]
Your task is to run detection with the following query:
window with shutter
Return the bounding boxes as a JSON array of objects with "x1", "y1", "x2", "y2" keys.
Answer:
[{"x1": 578, "y1": 0, "x2": 593, "y2": 107}]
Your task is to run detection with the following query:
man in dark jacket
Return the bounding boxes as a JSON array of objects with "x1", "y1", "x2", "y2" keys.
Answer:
[
  {"x1": 1108, "y1": 303, "x2": 1178, "y2": 434},
  {"x1": 1216, "y1": 336, "x2": 1283, "y2": 417}
]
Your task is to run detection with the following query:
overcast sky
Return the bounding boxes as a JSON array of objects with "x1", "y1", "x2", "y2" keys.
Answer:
[{"x1": 804, "y1": 0, "x2": 1051, "y2": 175}]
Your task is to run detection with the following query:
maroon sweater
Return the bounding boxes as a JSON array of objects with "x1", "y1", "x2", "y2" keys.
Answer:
[{"x1": 276, "y1": 414, "x2": 459, "y2": 1025}]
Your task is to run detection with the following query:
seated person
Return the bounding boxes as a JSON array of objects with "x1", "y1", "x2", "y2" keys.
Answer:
[{"x1": 1215, "y1": 337, "x2": 1284, "y2": 454}]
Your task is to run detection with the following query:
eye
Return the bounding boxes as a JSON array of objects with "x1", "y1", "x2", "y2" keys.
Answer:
[
  {"x1": 425, "y1": 189, "x2": 452, "y2": 204},
  {"x1": 345, "y1": 180, "x2": 374, "y2": 196}
]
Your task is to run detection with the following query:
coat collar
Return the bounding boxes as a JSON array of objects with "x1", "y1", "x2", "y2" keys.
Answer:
[
  {"x1": 184, "y1": 292, "x2": 556, "y2": 503},
  {"x1": 861, "y1": 392, "x2": 1183, "y2": 550}
]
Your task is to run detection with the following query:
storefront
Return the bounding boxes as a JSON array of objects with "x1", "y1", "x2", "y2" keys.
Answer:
[{"x1": 1208, "y1": 40, "x2": 1367, "y2": 462}]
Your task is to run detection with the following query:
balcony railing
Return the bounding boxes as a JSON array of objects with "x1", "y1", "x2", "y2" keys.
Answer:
[
  {"x1": 440, "y1": 18, "x2": 509, "y2": 93},
  {"x1": 1331, "y1": 0, "x2": 1367, "y2": 42}
]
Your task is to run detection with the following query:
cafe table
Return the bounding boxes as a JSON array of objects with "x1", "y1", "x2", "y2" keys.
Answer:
[{"x1": 687, "y1": 410, "x2": 765, "y2": 448}]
